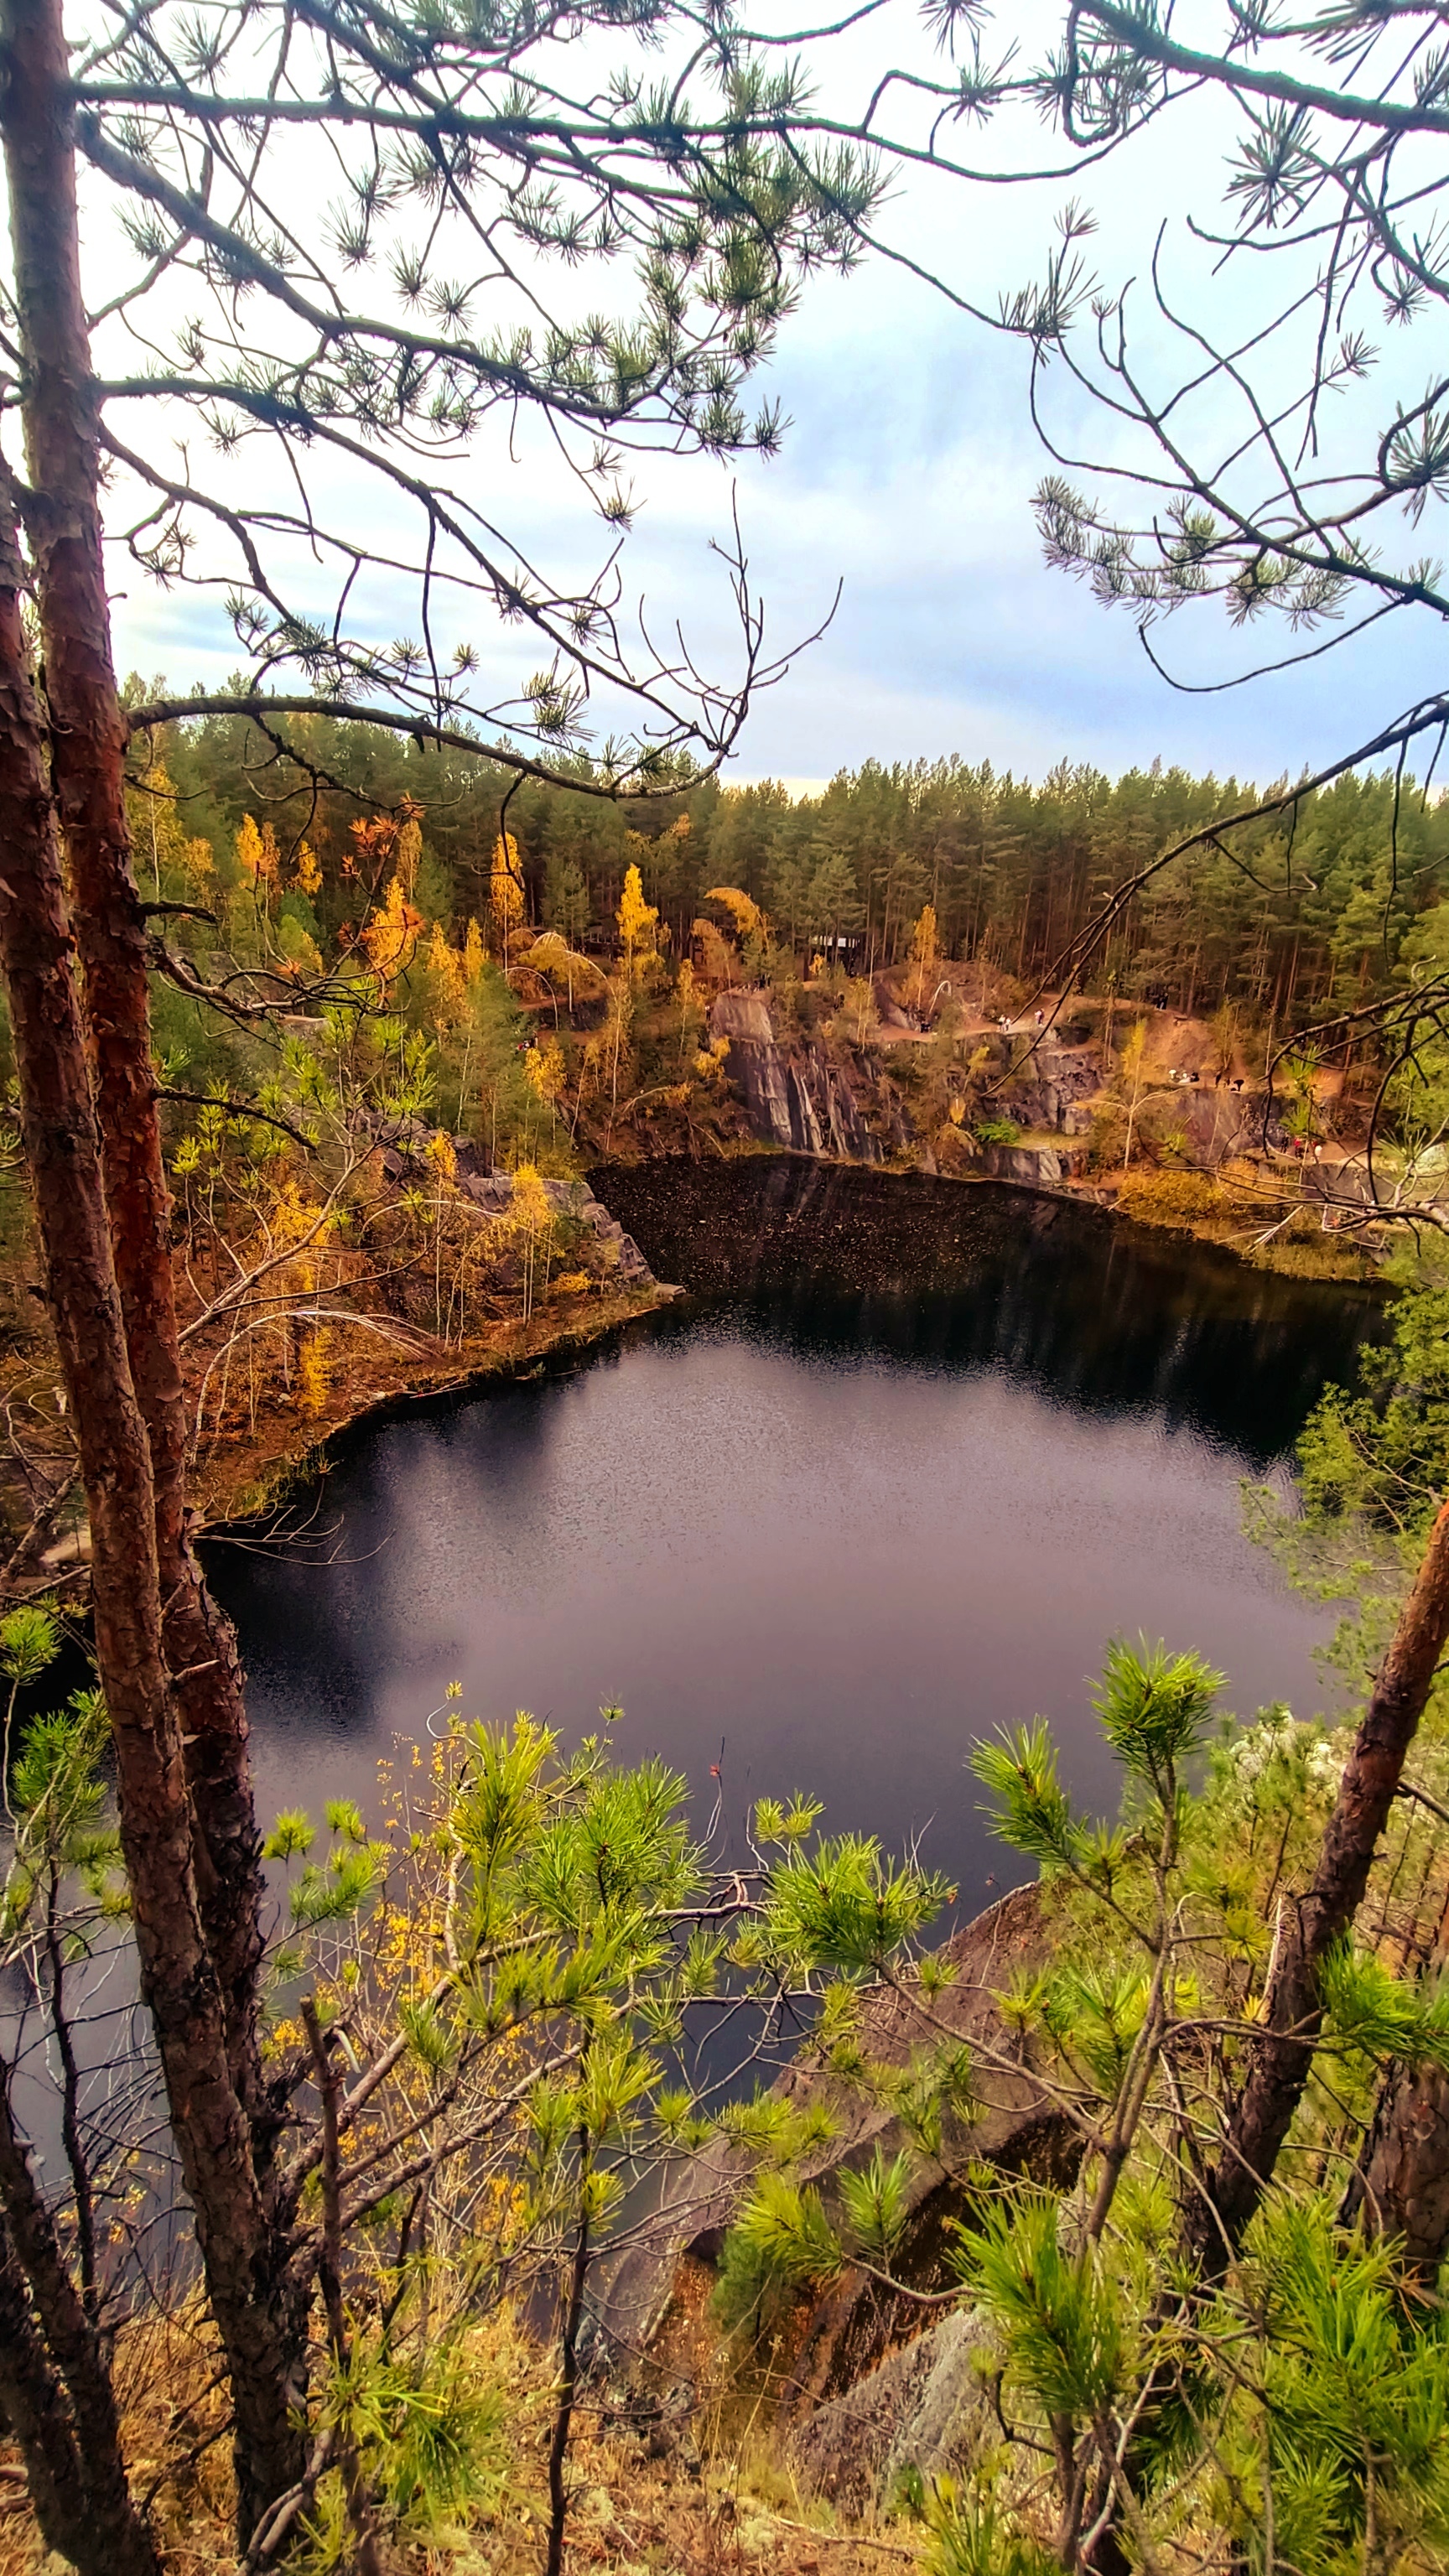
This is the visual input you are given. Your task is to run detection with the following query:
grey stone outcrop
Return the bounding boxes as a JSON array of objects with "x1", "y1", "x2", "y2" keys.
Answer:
[
  {"x1": 983, "y1": 1142, "x2": 1064, "y2": 1187},
  {"x1": 788, "y1": 2307, "x2": 998, "y2": 2516},
  {"x1": 707, "y1": 994, "x2": 1101, "y2": 1184},
  {"x1": 709, "y1": 993, "x2": 880, "y2": 1161},
  {"x1": 597, "y1": 1884, "x2": 1074, "y2": 2388},
  {"x1": 374, "y1": 1117, "x2": 656, "y2": 1283}
]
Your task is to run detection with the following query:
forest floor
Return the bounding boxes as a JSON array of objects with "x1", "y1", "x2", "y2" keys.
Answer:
[
  {"x1": 0, "y1": 2409, "x2": 922, "y2": 2576},
  {"x1": 0, "y1": 2277, "x2": 927, "y2": 2576}
]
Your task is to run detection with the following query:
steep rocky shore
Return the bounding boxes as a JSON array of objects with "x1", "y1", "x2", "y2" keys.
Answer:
[
  {"x1": 709, "y1": 986, "x2": 1233, "y2": 1193},
  {"x1": 709, "y1": 992, "x2": 891, "y2": 1162},
  {"x1": 699, "y1": 982, "x2": 1384, "y2": 1279},
  {"x1": 597, "y1": 1883, "x2": 1078, "y2": 2522}
]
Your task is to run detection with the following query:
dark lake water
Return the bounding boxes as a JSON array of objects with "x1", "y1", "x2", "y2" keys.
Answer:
[{"x1": 207, "y1": 1161, "x2": 1383, "y2": 1910}]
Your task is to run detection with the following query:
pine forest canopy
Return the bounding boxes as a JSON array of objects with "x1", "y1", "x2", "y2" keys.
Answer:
[
  {"x1": 44, "y1": 0, "x2": 891, "y2": 785},
  {"x1": 802, "y1": 0, "x2": 1449, "y2": 778},
  {"x1": 149, "y1": 705, "x2": 1449, "y2": 1032}
]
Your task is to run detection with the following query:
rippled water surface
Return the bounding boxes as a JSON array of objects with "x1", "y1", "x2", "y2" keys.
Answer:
[{"x1": 208, "y1": 1161, "x2": 1383, "y2": 1902}]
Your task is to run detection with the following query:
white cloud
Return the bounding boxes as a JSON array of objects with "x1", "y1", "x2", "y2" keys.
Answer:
[{"x1": 100, "y1": 0, "x2": 1446, "y2": 792}]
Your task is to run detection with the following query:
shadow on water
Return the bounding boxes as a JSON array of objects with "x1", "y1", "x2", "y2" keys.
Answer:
[
  {"x1": 600, "y1": 1159, "x2": 1383, "y2": 1468},
  {"x1": 205, "y1": 1161, "x2": 1385, "y2": 1910}
]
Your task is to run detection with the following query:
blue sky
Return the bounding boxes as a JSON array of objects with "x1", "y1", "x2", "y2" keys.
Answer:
[
  {"x1": 101, "y1": 3, "x2": 1445, "y2": 799},
  {"x1": 697, "y1": 262, "x2": 1438, "y2": 792}
]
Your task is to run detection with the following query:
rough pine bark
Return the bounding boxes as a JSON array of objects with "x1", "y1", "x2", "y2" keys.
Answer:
[
  {"x1": 0, "y1": 2064, "x2": 158, "y2": 2576},
  {"x1": 0, "y1": 494, "x2": 304, "y2": 2537},
  {"x1": 1342, "y1": 1855, "x2": 1449, "y2": 2272},
  {"x1": 0, "y1": 0, "x2": 266, "y2": 2116},
  {"x1": 1347, "y1": 2048, "x2": 1449, "y2": 2276},
  {"x1": 1186, "y1": 1495, "x2": 1449, "y2": 2271},
  {"x1": 0, "y1": 2221, "x2": 117, "y2": 2576}
]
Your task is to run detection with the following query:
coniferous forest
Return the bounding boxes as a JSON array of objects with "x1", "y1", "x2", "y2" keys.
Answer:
[{"x1": 149, "y1": 707, "x2": 1449, "y2": 1026}]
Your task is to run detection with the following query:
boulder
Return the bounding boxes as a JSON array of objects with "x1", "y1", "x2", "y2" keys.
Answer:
[
  {"x1": 789, "y1": 2307, "x2": 997, "y2": 2516},
  {"x1": 1000, "y1": 1040, "x2": 1102, "y2": 1135},
  {"x1": 373, "y1": 1117, "x2": 658, "y2": 1284},
  {"x1": 983, "y1": 1143, "x2": 1064, "y2": 1188}
]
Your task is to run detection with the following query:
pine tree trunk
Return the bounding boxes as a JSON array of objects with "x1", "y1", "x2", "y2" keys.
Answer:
[
  {"x1": 0, "y1": 0, "x2": 267, "y2": 2118},
  {"x1": 1341, "y1": 1852, "x2": 1449, "y2": 2272},
  {"x1": 0, "y1": 2221, "x2": 115, "y2": 2576},
  {"x1": 0, "y1": 2065, "x2": 158, "y2": 2576},
  {"x1": 1186, "y1": 1496, "x2": 1449, "y2": 2272},
  {"x1": 0, "y1": 497, "x2": 304, "y2": 2539},
  {"x1": 1346, "y1": 2053, "x2": 1449, "y2": 2276}
]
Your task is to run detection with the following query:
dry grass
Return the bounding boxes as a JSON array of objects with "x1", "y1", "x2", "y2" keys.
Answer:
[
  {"x1": 1112, "y1": 1159, "x2": 1379, "y2": 1280},
  {"x1": 0, "y1": 2286, "x2": 921, "y2": 2576}
]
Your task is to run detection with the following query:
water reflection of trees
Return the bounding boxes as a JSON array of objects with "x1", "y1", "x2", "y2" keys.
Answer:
[
  {"x1": 205, "y1": 1160, "x2": 1376, "y2": 1743},
  {"x1": 606, "y1": 1161, "x2": 1384, "y2": 1470}
]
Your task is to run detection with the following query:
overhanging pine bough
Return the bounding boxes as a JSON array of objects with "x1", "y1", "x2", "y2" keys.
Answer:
[{"x1": 61, "y1": 0, "x2": 875, "y2": 785}]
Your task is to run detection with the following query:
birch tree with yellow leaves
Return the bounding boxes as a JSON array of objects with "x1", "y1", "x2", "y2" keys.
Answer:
[
  {"x1": 616, "y1": 861, "x2": 659, "y2": 977},
  {"x1": 490, "y1": 833, "x2": 526, "y2": 953}
]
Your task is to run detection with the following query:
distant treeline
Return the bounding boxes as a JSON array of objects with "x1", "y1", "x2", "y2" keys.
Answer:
[{"x1": 146, "y1": 686, "x2": 1449, "y2": 1025}]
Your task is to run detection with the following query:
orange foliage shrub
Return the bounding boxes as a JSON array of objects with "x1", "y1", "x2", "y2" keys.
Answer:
[{"x1": 1117, "y1": 1169, "x2": 1225, "y2": 1231}]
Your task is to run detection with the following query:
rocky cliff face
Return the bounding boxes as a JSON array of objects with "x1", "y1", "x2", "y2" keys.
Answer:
[
  {"x1": 709, "y1": 992, "x2": 889, "y2": 1161},
  {"x1": 595, "y1": 1883, "x2": 1073, "y2": 2518},
  {"x1": 708, "y1": 992, "x2": 1099, "y2": 1187},
  {"x1": 599, "y1": 1883, "x2": 1070, "y2": 2361},
  {"x1": 1001, "y1": 1041, "x2": 1102, "y2": 1138}
]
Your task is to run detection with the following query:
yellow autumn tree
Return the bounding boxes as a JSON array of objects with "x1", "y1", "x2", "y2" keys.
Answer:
[
  {"x1": 911, "y1": 903, "x2": 937, "y2": 1010},
  {"x1": 523, "y1": 928, "x2": 600, "y2": 1014},
  {"x1": 236, "y1": 813, "x2": 280, "y2": 891},
  {"x1": 293, "y1": 838, "x2": 323, "y2": 898},
  {"x1": 234, "y1": 813, "x2": 263, "y2": 882},
  {"x1": 361, "y1": 877, "x2": 424, "y2": 989},
  {"x1": 837, "y1": 976, "x2": 879, "y2": 1048},
  {"x1": 706, "y1": 885, "x2": 763, "y2": 944},
  {"x1": 396, "y1": 806, "x2": 424, "y2": 899},
  {"x1": 503, "y1": 1162, "x2": 557, "y2": 1321},
  {"x1": 1121, "y1": 1018, "x2": 1150, "y2": 1171},
  {"x1": 603, "y1": 977, "x2": 634, "y2": 1116},
  {"x1": 426, "y1": 923, "x2": 467, "y2": 1021},
  {"x1": 490, "y1": 833, "x2": 525, "y2": 947},
  {"x1": 464, "y1": 917, "x2": 486, "y2": 984},
  {"x1": 125, "y1": 751, "x2": 209, "y2": 900},
  {"x1": 616, "y1": 861, "x2": 658, "y2": 975},
  {"x1": 524, "y1": 1036, "x2": 566, "y2": 1138},
  {"x1": 676, "y1": 956, "x2": 700, "y2": 1064},
  {"x1": 294, "y1": 1332, "x2": 330, "y2": 1418}
]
